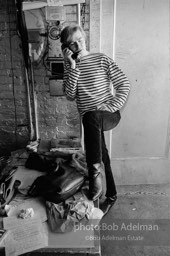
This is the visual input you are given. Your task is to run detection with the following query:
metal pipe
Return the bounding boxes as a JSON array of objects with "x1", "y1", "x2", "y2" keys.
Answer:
[
  {"x1": 77, "y1": 3, "x2": 83, "y2": 148},
  {"x1": 109, "y1": 0, "x2": 117, "y2": 157},
  {"x1": 77, "y1": 4, "x2": 81, "y2": 25},
  {"x1": 112, "y1": 0, "x2": 117, "y2": 59},
  {"x1": 30, "y1": 61, "x2": 39, "y2": 140},
  {"x1": 25, "y1": 67, "x2": 34, "y2": 140}
]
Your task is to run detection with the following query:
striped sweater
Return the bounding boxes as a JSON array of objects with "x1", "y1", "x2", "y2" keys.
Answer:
[{"x1": 63, "y1": 53, "x2": 130, "y2": 116}]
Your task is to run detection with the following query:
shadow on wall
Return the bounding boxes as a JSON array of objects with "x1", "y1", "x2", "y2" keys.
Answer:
[{"x1": 0, "y1": 129, "x2": 29, "y2": 156}]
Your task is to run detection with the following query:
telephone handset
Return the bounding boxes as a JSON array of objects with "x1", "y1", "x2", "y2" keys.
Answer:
[{"x1": 61, "y1": 44, "x2": 79, "y2": 60}]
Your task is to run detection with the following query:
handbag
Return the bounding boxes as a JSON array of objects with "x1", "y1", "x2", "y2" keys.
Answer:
[{"x1": 28, "y1": 163, "x2": 85, "y2": 204}]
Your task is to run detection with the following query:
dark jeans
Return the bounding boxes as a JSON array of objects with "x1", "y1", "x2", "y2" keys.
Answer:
[{"x1": 82, "y1": 110, "x2": 121, "y2": 197}]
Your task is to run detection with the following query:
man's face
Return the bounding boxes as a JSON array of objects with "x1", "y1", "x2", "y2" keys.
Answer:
[{"x1": 68, "y1": 30, "x2": 86, "y2": 53}]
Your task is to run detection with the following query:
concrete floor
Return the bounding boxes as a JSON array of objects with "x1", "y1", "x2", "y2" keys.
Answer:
[{"x1": 100, "y1": 184, "x2": 170, "y2": 256}]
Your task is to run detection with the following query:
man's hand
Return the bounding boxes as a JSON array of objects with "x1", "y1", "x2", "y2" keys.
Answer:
[{"x1": 62, "y1": 48, "x2": 76, "y2": 69}]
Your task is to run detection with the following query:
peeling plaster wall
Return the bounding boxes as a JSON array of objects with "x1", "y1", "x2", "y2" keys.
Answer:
[
  {"x1": 0, "y1": 0, "x2": 29, "y2": 156},
  {"x1": 0, "y1": 0, "x2": 90, "y2": 155}
]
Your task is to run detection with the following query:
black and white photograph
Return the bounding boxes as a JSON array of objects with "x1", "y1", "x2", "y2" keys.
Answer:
[{"x1": 0, "y1": 0, "x2": 169, "y2": 255}]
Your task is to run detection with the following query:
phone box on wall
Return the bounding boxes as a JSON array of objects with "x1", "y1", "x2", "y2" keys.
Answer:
[{"x1": 45, "y1": 6, "x2": 66, "y2": 21}]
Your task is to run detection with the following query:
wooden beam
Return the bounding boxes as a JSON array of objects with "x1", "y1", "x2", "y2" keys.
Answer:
[
  {"x1": 23, "y1": 0, "x2": 85, "y2": 11},
  {"x1": 60, "y1": 0, "x2": 85, "y2": 4}
]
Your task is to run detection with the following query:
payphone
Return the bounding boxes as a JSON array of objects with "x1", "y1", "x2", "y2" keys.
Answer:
[{"x1": 22, "y1": 0, "x2": 85, "y2": 96}]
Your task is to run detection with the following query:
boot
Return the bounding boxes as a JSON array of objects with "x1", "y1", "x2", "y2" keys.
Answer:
[
  {"x1": 99, "y1": 195, "x2": 117, "y2": 216},
  {"x1": 88, "y1": 163, "x2": 103, "y2": 201}
]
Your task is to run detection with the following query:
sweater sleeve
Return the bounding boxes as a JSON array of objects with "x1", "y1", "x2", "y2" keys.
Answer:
[
  {"x1": 63, "y1": 62, "x2": 80, "y2": 100},
  {"x1": 97, "y1": 56, "x2": 131, "y2": 112}
]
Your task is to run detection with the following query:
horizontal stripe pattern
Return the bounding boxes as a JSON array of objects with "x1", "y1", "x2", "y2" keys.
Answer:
[{"x1": 63, "y1": 53, "x2": 130, "y2": 115}]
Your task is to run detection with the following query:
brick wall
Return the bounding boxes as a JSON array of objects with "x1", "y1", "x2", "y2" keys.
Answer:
[
  {"x1": 0, "y1": 0, "x2": 29, "y2": 156},
  {"x1": 34, "y1": 1, "x2": 90, "y2": 140},
  {"x1": 0, "y1": 0, "x2": 90, "y2": 156}
]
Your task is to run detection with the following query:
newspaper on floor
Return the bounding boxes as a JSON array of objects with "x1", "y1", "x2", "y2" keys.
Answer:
[{"x1": 3, "y1": 215, "x2": 48, "y2": 256}]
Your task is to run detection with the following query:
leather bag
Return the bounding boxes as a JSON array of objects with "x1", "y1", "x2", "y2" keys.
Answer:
[{"x1": 28, "y1": 163, "x2": 85, "y2": 204}]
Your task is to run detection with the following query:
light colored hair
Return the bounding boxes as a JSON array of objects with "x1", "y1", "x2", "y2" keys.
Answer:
[{"x1": 60, "y1": 24, "x2": 86, "y2": 46}]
